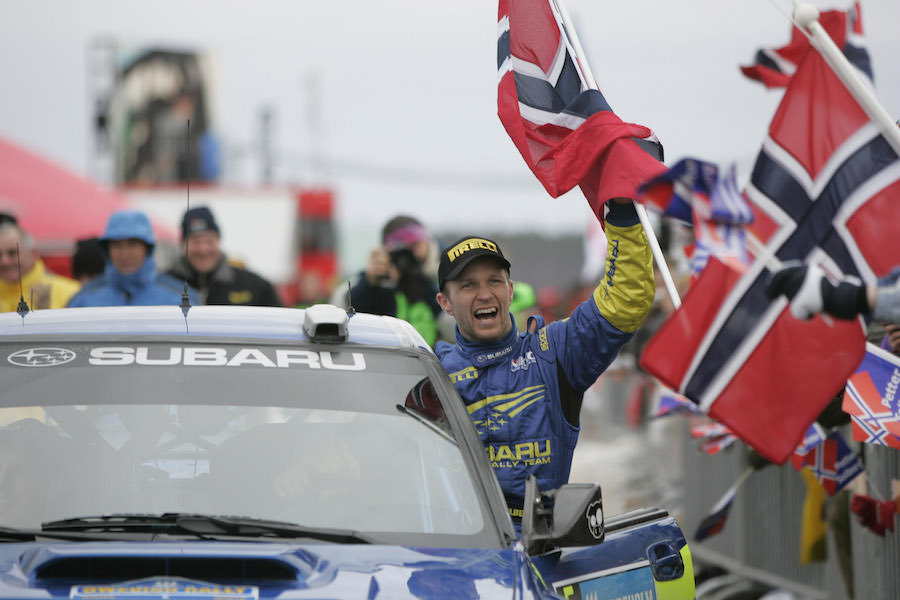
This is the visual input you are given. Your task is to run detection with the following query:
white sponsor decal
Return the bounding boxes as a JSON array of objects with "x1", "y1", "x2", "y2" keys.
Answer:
[
  {"x1": 88, "y1": 347, "x2": 366, "y2": 370},
  {"x1": 510, "y1": 351, "x2": 536, "y2": 372},
  {"x1": 8, "y1": 347, "x2": 76, "y2": 367}
]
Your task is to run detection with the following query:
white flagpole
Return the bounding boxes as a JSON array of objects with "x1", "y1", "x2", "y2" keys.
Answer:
[
  {"x1": 792, "y1": 1, "x2": 900, "y2": 156},
  {"x1": 549, "y1": 0, "x2": 682, "y2": 309}
]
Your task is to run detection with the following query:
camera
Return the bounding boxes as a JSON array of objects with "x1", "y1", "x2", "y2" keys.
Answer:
[{"x1": 388, "y1": 247, "x2": 418, "y2": 274}]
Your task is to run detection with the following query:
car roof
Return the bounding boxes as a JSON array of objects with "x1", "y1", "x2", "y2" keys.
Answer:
[{"x1": 0, "y1": 305, "x2": 432, "y2": 350}]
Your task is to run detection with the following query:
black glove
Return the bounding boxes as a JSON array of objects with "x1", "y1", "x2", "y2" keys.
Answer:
[{"x1": 766, "y1": 264, "x2": 869, "y2": 320}]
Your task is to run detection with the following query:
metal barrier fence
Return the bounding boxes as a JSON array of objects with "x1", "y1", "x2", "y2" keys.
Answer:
[{"x1": 680, "y1": 427, "x2": 900, "y2": 599}]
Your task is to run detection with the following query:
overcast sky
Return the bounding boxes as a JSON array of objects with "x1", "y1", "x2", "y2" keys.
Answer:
[{"x1": 1, "y1": 0, "x2": 898, "y2": 271}]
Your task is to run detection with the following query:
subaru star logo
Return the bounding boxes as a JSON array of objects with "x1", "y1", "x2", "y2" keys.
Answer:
[{"x1": 8, "y1": 347, "x2": 76, "y2": 367}]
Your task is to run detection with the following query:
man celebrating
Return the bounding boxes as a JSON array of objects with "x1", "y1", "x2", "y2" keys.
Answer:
[
  {"x1": 435, "y1": 200, "x2": 655, "y2": 518},
  {"x1": 167, "y1": 206, "x2": 282, "y2": 306},
  {"x1": 0, "y1": 214, "x2": 80, "y2": 311},
  {"x1": 67, "y1": 210, "x2": 195, "y2": 307}
]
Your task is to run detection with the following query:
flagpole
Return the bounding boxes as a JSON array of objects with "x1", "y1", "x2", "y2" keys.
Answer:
[
  {"x1": 549, "y1": 0, "x2": 682, "y2": 310},
  {"x1": 792, "y1": 1, "x2": 900, "y2": 157}
]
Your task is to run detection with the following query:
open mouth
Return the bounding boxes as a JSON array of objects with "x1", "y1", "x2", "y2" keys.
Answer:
[{"x1": 474, "y1": 308, "x2": 498, "y2": 321}]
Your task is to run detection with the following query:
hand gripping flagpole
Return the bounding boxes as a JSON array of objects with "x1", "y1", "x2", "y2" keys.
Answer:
[
  {"x1": 549, "y1": 0, "x2": 682, "y2": 309},
  {"x1": 792, "y1": 1, "x2": 900, "y2": 157}
]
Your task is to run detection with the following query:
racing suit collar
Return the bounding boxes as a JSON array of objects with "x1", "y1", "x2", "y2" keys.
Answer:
[{"x1": 454, "y1": 314, "x2": 519, "y2": 367}]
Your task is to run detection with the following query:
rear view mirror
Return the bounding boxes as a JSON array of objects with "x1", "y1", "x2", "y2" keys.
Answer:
[{"x1": 521, "y1": 475, "x2": 604, "y2": 555}]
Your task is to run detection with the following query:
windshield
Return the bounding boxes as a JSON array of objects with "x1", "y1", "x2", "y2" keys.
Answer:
[{"x1": 0, "y1": 342, "x2": 489, "y2": 545}]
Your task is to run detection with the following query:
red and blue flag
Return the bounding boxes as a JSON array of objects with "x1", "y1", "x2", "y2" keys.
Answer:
[
  {"x1": 793, "y1": 430, "x2": 864, "y2": 495},
  {"x1": 640, "y1": 44, "x2": 900, "y2": 464},
  {"x1": 740, "y1": 1, "x2": 872, "y2": 88},
  {"x1": 695, "y1": 468, "x2": 752, "y2": 541},
  {"x1": 640, "y1": 158, "x2": 753, "y2": 281},
  {"x1": 655, "y1": 390, "x2": 702, "y2": 418},
  {"x1": 842, "y1": 343, "x2": 900, "y2": 448},
  {"x1": 791, "y1": 422, "x2": 828, "y2": 470},
  {"x1": 497, "y1": 0, "x2": 664, "y2": 221}
]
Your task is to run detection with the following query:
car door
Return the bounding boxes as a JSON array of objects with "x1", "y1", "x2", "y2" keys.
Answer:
[{"x1": 531, "y1": 508, "x2": 695, "y2": 600}]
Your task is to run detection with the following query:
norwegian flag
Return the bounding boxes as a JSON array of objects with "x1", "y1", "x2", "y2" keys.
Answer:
[
  {"x1": 791, "y1": 422, "x2": 828, "y2": 470},
  {"x1": 695, "y1": 467, "x2": 753, "y2": 541},
  {"x1": 497, "y1": 0, "x2": 665, "y2": 221},
  {"x1": 700, "y1": 432, "x2": 738, "y2": 455},
  {"x1": 690, "y1": 419, "x2": 738, "y2": 455},
  {"x1": 655, "y1": 390, "x2": 702, "y2": 418},
  {"x1": 639, "y1": 159, "x2": 752, "y2": 281},
  {"x1": 842, "y1": 343, "x2": 900, "y2": 448},
  {"x1": 640, "y1": 46, "x2": 900, "y2": 464},
  {"x1": 690, "y1": 420, "x2": 732, "y2": 439},
  {"x1": 741, "y1": 1, "x2": 872, "y2": 88},
  {"x1": 793, "y1": 430, "x2": 864, "y2": 495}
]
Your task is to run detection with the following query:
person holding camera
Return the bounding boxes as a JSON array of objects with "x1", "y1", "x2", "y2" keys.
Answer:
[{"x1": 349, "y1": 215, "x2": 443, "y2": 346}]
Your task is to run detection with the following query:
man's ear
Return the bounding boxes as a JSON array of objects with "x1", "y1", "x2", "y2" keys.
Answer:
[{"x1": 436, "y1": 291, "x2": 454, "y2": 316}]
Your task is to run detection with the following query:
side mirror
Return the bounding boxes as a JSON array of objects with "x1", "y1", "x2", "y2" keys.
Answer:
[{"x1": 521, "y1": 475, "x2": 604, "y2": 555}]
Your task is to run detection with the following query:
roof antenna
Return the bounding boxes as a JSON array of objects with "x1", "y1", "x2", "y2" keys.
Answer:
[
  {"x1": 15, "y1": 242, "x2": 29, "y2": 322},
  {"x1": 346, "y1": 280, "x2": 355, "y2": 316},
  {"x1": 179, "y1": 119, "x2": 193, "y2": 327}
]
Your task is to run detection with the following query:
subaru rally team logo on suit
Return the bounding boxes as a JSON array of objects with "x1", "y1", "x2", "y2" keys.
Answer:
[{"x1": 8, "y1": 347, "x2": 76, "y2": 367}]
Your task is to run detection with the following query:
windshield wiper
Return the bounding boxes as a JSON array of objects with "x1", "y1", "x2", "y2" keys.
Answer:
[
  {"x1": 41, "y1": 514, "x2": 373, "y2": 544},
  {"x1": 396, "y1": 404, "x2": 457, "y2": 445},
  {"x1": 0, "y1": 525, "x2": 150, "y2": 543}
]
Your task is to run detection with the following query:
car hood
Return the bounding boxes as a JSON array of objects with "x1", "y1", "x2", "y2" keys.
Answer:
[{"x1": 0, "y1": 541, "x2": 533, "y2": 599}]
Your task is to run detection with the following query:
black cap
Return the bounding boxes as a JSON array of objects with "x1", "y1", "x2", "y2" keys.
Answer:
[
  {"x1": 438, "y1": 236, "x2": 510, "y2": 290},
  {"x1": 181, "y1": 206, "x2": 220, "y2": 240}
]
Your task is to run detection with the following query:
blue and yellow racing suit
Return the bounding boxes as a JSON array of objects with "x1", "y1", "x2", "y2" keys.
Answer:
[{"x1": 435, "y1": 203, "x2": 655, "y2": 514}]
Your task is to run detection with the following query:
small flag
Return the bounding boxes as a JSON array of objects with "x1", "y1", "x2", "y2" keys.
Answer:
[
  {"x1": 842, "y1": 342, "x2": 900, "y2": 448},
  {"x1": 799, "y1": 467, "x2": 828, "y2": 564},
  {"x1": 791, "y1": 422, "x2": 828, "y2": 470},
  {"x1": 695, "y1": 467, "x2": 753, "y2": 541},
  {"x1": 794, "y1": 430, "x2": 864, "y2": 496},
  {"x1": 638, "y1": 158, "x2": 752, "y2": 282},
  {"x1": 655, "y1": 391, "x2": 702, "y2": 417}
]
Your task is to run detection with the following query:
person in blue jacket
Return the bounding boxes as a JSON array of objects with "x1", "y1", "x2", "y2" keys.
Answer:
[
  {"x1": 434, "y1": 200, "x2": 655, "y2": 519},
  {"x1": 67, "y1": 210, "x2": 198, "y2": 307}
]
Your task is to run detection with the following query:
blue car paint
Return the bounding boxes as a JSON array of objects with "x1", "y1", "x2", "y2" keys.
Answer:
[{"x1": 0, "y1": 542, "x2": 560, "y2": 599}]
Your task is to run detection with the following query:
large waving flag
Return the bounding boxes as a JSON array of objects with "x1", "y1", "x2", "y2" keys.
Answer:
[
  {"x1": 497, "y1": 0, "x2": 665, "y2": 221},
  {"x1": 640, "y1": 44, "x2": 900, "y2": 464},
  {"x1": 741, "y1": 1, "x2": 872, "y2": 88},
  {"x1": 842, "y1": 343, "x2": 900, "y2": 448}
]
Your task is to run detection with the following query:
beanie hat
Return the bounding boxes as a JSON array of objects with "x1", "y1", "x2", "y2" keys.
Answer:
[{"x1": 181, "y1": 206, "x2": 220, "y2": 240}]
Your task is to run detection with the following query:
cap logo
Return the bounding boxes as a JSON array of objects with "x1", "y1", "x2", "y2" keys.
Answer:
[
  {"x1": 447, "y1": 238, "x2": 498, "y2": 262},
  {"x1": 189, "y1": 218, "x2": 209, "y2": 232}
]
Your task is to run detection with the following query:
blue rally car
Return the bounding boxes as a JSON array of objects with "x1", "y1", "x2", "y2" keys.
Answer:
[{"x1": 0, "y1": 304, "x2": 693, "y2": 599}]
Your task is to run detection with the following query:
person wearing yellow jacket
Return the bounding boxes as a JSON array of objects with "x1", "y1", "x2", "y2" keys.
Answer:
[{"x1": 0, "y1": 216, "x2": 80, "y2": 311}]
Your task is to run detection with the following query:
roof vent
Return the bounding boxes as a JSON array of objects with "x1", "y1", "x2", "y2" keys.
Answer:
[{"x1": 302, "y1": 304, "x2": 349, "y2": 342}]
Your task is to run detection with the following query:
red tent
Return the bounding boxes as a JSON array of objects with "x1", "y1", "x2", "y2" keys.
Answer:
[{"x1": 0, "y1": 136, "x2": 175, "y2": 275}]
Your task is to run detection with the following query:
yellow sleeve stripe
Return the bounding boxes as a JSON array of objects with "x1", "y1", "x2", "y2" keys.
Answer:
[{"x1": 593, "y1": 221, "x2": 655, "y2": 333}]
